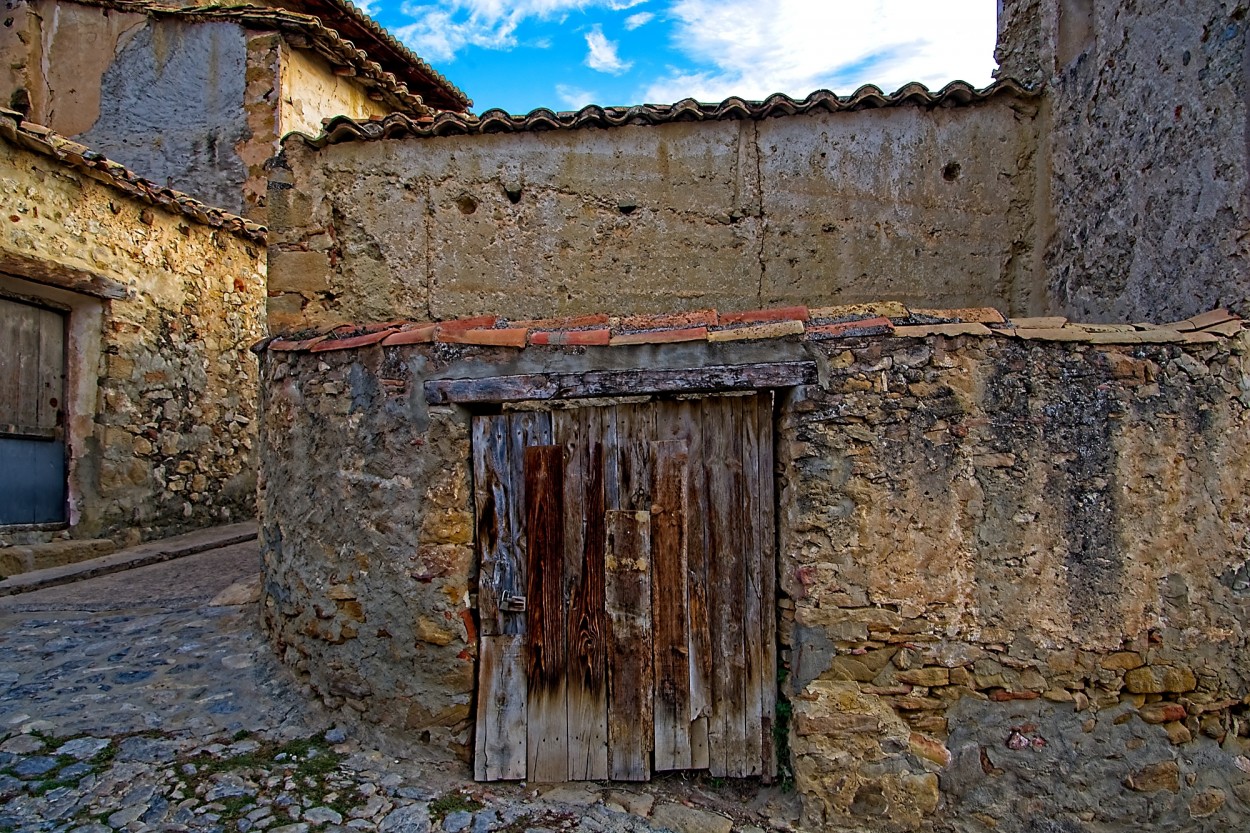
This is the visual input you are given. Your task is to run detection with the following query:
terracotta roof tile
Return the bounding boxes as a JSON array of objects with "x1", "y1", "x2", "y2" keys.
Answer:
[
  {"x1": 810, "y1": 302, "x2": 908, "y2": 322},
  {"x1": 718, "y1": 306, "x2": 809, "y2": 326},
  {"x1": 617, "y1": 310, "x2": 718, "y2": 332},
  {"x1": 909, "y1": 307, "x2": 1006, "y2": 325},
  {"x1": 259, "y1": 304, "x2": 1243, "y2": 358},
  {"x1": 297, "y1": 79, "x2": 1037, "y2": 148},
  {"x1": 437, "y1": 327, "x2": 527, "y2": 347},
  {"x1": 610, "y1": 326, "x2": 708, "y2": 346},
  {"x1": 708, "y1": 320, "x2": 805, "y2": 342},
  {"x1": 0, "y1": 109, "x2": 264, "y2": 242},
  {"x1": 807, "y1": 317, "x2": 894, "y2": 340},
  {"x1": 529, "y1": 328, "x2": 611, "y2": 346},
  {"x1": 1008, "y1": 316, "x2": 1068, "y2": 329}
]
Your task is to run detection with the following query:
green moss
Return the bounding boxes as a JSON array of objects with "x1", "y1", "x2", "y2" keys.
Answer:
[{"x1": 430, "y1": 792, "x2": 484, "y2": 821}]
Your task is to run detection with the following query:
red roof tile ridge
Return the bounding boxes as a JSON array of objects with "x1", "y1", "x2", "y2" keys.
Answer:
[
  {"x1": 0, "y1": 108, "x2": 266, "y2": 243},
  {"x1": 259, "y1": 304, "x2": 1242, "y2": 354},
  {"x1": 293, "y1": 79, "x2": 1039, "y2": 149}
]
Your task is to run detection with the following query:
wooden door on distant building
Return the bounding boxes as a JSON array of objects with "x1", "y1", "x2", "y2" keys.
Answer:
[
  {"x1": 0, "y1": 297, "x2": 67, "y2": 525},
  {"x1": 472, "y1": 393, "x2": 776, "y2": 782}
]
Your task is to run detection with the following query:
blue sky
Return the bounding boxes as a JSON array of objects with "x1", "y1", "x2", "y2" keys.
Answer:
[{"x1": 360, "y1": 1, "x2": 1000, "y2": 114}]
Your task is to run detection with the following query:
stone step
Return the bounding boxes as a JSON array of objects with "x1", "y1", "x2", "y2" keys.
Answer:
[
  {"x1": 0, "y1": 521, "x2": 258, "y2": 596},
  {"x1": 0, "y1": 539, "x2": 116, "y2": 579}
]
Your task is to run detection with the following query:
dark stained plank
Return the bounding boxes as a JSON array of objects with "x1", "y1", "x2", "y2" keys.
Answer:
[
  {"x1": 525, "y1": 444, "x2": 568, "y2": 782},
  {"x1": 474, "y1": 635, "x2": 528, "y2": 781},
  {"x1": 757, "y1": 392, "x2": 779, "y2": 780},
  {"x1": 0, "y1": 251, "x2": 130, "y2": 300},
  {"x1": 601, "y1": 405, "x2": 620, "y2": 511},
  {"x1": 616, "y1": 404, "x2": 655, "y2": 512},
  {"x1": 505, "y1": 412, "x2": 553, "y2": 633},
  {"x1": 425, "y1": 362, "x2": 819, "y2": 405},
  {"x1": 605, "y1": 508, "x2": 654, "y2": 781},
  {"x1": 472, "y1": 416, "x2": 513, "y2": 636},
  {"x1": 740, "y1": 395, "x2": 765, "y2": 776},
  {"x1": 651, "y1": 440, "x2": 692, "y2": 771},
  {"x1": 556, "y1": 410, "x2": 609, "y2": 780}
]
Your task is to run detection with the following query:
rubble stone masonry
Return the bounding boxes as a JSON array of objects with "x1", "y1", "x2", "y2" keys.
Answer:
[
  {"x1": 0, "y1": 116, "x2": 266, "y2": 545},
  {"x1": 259, "y1": 320, "x2": 1250, "y2": 831}
]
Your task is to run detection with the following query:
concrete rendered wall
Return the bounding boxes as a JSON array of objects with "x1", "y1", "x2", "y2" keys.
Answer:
[
  {"x1": 997, "y1": 0, "x2": 1250, "y2": 321},
  {"x1": 0, "y1": 135, "x2": 266, "y2": 546},
  {"x1": 258, "y1": 329, "x2": 1250, "y2": 831},
  {"x1": 266, "y1": 99, "x2": 1041, "y2": 334}
]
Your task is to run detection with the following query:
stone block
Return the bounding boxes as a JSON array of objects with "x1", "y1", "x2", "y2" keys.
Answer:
[{"x1": 1125, "y1": 666, "x2": 1197, "y2": 694}]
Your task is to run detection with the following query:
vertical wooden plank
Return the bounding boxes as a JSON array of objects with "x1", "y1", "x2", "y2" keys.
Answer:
[
  {"x1": 605, "y1": 508, "x2": 653, "y2": 781},
  {"x1": 601, "y1": 406, "x2": 620, "y2": 511},
  {"x1": 616, "y1": 403, "x2": 656, "y2": 511},
  {"x1": 35, "y1": 307, "x2": 64, "y2": 433},
  {"x1": 757, "y1": 392, "x2": 778, "y2": 780},
  {"x1": 473, "y1": 416, "x2": 514, "y2": 636},
  {"x1": 506, "y1": 411, "x2": 552, "y2": 630},
  {"x1": 740, "y1": 396, "x2": 765, "y2": 777},
  {"x1": 474, "y1": 635, "x2": 528, "y2": 781},
  {"x1": 651, "y1": 440, "x2": 692, "y2": 771},
  {"x1": 706, "y1": 396, "x2": 749, "y2": 777},
  {"x1": 664, "y1": 399, "x2": 712, "y2": 770},
  {"x1": 558, "y1": 409, "x2": 610, "y2": 780},
  {"x1": 525, "y1": 444, "x2": 568, "y2": 782}
]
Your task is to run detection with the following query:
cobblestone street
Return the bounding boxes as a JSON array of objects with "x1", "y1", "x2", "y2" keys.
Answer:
[{"x1": 0, "y1": 544, "x2": 797, "y2": 833}]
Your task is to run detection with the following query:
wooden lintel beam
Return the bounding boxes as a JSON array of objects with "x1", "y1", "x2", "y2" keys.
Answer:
[
  {"x1": 424, "y1": 361, "x2": 817, "y2": 405},
  {"x1": 0, "y1": 250, "x2": 131, "y2": 300}
]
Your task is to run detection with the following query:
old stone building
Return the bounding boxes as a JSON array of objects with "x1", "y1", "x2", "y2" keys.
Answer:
[
  {"x1": 0, "y1": 107, "x2": 265, "y2": 565},
  {"x1": 254, "y1": 0, "x2": 1250, "y2": 829},
  {"x1": 0, "y1": 0, "x2": 470, "y2": 219}
]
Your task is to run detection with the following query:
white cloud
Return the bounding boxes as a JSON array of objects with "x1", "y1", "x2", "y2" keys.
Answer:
[
  {"x1": 352, "y1": 0, "x2": 380, "y2": 16},
  {"x1": 555, "y1": 83, "x2": 599, "y2": 109},
  {"x1": 585, "y1": 24, "x2": 633, "y2": 74},
  {"x1": 624, "y1": 11, "x2": 653, "y2": 29},
  {"x1": 396, "y1": 0, "x2": 640, "y2": 62},
  {"x1": 640, "y1": 0, "x2": 998, "y2": 104}
]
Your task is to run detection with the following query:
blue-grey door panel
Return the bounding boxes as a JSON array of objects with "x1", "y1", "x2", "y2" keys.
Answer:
[{"x1": 0, "y1": 437, "x2": 66, "y2": 524}]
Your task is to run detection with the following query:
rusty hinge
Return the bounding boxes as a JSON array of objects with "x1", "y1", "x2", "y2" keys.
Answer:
[{"x1": 500, "y1": 591, "x2": 527, "y2": 612}]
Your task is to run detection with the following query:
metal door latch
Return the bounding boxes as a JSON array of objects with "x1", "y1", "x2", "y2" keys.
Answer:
[{"x1": 501, "y1": 591, "x2": 527, "y2": 612}]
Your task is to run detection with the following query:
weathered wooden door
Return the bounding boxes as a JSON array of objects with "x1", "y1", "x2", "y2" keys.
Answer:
[
  {"x1": 0, "y1": 297, "x2": 67, "y2": 525},
  {"x1": 472, "y1": 394, "x2": 776, "y2": 782}
]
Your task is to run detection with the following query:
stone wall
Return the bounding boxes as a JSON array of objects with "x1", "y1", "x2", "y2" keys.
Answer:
[
  {"x1": 257, "y1": 313, "x2": 1250, "y2": 830},
  {"x1": 266, "y1": 94, "x2": 1042, "y2": 333},
  {"x1": 0, "y1": 115, "x2": 266, "y2": 546},
  {"x1": 996, "y1": 0, "x2": 1250, "y2": 321}
]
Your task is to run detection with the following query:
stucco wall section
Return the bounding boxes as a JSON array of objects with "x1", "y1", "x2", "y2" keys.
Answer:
[
  {"x1": 266, "y1": 100, "x2": 1039, "y2": 333},
  {"x1": 279, "y1": 42, "x2": 392, "y2": 140},
  {"x1": 0, "y1": 134, "x2": 266, "y2": 546},
  {"x1": 259, "y1": 330, "x2": 1250, "y2": 829},
  {"x1": 997, "y1": 0, "x2": 1250, "y2": 320},
  {"x1": 77, "y1": 19, "x2": 252, "y2": 215}
]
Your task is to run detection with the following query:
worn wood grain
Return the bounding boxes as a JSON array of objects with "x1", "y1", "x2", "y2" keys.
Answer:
[
  {"x1": 757, "y1": 393, "x2": 778, "y2": 780},
  {"x1": 35, "y1": 308, "x2": 63, "y2": 433},
  {"x1": 474, "y1": 635, "x2": 528, "y2": 781},
  {"x1": 740, "y1": 396, "x2": 765, "y2": 776},
  {"x1": 651, "y1": 440, "x2": 692, "y2": 771},
  {"x1": 472, "y1": 416, "x2": 512, "y2": 636},
  {"x1": 616, "y1": 405, "x2": 655, "y2": 512},
  {"x1": 525, "y1": 443, "x2": 568, "y2": 782},
  {"x1": 605, "y1": 508, "x2": 653, "y2": 781},
  {"x1": 558, "y1": 410, "x2": 609, "y2": 780},
  {"x1": 0, "y1": 251, "x2": 130, "y2": 300},
  {"x1": 425, "y1": 362, "x2": 818, "y2": 405},
  {"x1": 507, "y1": 412, "x2": 552, "y2": 631}
]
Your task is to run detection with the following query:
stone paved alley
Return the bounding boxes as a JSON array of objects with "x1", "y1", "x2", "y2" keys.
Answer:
[{"x1": 0, "y1": 541, "x2": 798, "y2": 833}]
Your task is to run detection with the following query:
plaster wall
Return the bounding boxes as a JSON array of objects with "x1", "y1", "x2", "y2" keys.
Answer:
[
  {"x1": 997, "y1": 0, "x2": 1250, "y2": 320},
  {"x1": 266, "y1": 99, "x2": 1040, "y2": 333},
  {"x1": 279, "y1": 43, "x2": 392, "y2": 141},
  {"x1": 258, "y1": 329, "x2": 1250, "y2": 831},
  {"x1": 0, "y1": 135, "x2": 266, "y2": 546}
]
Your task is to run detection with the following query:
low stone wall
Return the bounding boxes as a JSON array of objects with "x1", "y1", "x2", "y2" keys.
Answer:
[
  {"x1": 0, "y1": 111, "x2": 266, "y2": 546},
  {"x1": 258, "y1": 310, "x2": 1250, "y2": 830}
]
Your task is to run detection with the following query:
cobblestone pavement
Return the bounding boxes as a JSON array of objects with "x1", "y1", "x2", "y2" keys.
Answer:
[{"x1": 0, "y1": 543, "x2": 799, "y2": 833}]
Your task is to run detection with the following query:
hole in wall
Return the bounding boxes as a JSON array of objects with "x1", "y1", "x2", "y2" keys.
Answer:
[
  {"x1": 942, "y1": 162, "x2": 962, "y2": 182},
  {"x1": 455, "y1": 195, "x2": 479, "y2": 215}
]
